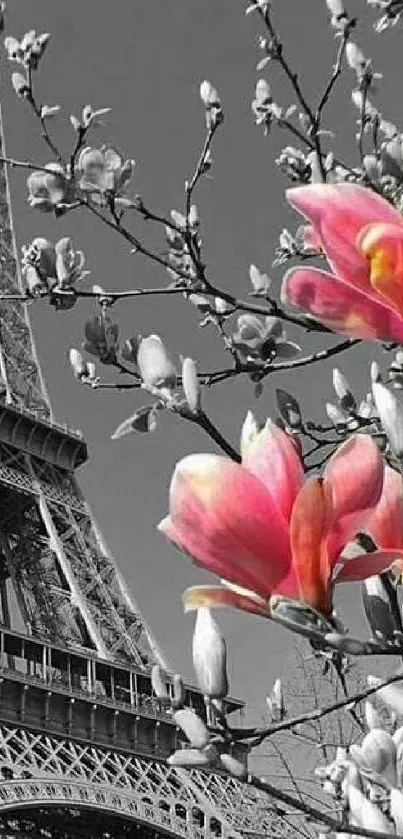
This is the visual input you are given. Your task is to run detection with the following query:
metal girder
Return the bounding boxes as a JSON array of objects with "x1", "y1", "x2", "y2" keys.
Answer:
[{"x1": 0, "y1": 724, "x2": 290, "y2": 839}]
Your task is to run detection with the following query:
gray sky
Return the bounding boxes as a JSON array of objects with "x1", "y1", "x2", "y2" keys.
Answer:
[{"x1": 3, "y1": 0, "x2": 401, "y2": 720}]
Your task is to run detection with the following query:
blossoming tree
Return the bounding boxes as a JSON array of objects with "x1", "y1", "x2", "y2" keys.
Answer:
[{"x1": 6, "y1": 0, "x2": 403, "y2": 835}]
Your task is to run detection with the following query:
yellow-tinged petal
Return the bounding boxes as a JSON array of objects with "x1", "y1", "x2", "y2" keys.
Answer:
[
  {"x1": 358, "y1": 222, "x2": 403, "y2": 316},
  {"x1": 183, "y1": 585, "x2": 271, "y2": 617}
]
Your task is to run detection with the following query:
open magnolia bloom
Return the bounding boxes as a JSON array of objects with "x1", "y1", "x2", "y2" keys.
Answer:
[
  {"x1": 158, "y1": 416, "x2": 402, "y2": 623},
  {"x1": 281, "y1": 182, "x2": 403, "y2": 341},
  {"x1": 364, "y1": 464, "x2": 403, "y2": 566}
]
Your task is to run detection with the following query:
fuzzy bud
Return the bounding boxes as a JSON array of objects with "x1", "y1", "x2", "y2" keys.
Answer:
[
  {"x1": 346, "y1": 42, "x2": 367, "y2": 77},
  {"x1": 172, "y1": 674, "x2": 185, "y2": 710},
  {"x1": 151, "y1": 664, "x2": 169, "y2": 702},
  {"x1": 219, "y1": 754, "x2": 248, "y2": 780},
  {"x1": 69, "y1": 349, "x2": 87, "y2": 379},
  {"x1": 182, "y1": 357, "x2": 201, "y2": 414},
  {"x1": 168, "y1": 749, "x2": 211, "y2": 768},
  {"x1": 173, "y1": 709, "x2": 210, "y2": 749},
  {"x1": 11, "y1": 71, "x2": 29, "y2": 98},
  {"x1": 137, "y1": 335, "x2": 177, "y2": 391},
  {"x1": 333, "y1": 368, "x2": 356, "y2": 412},
  {"x1": 192, "y1": 608, "x2": 228, "y2": 699},
  {"x1": 372, "y1": 379, "x2": 403, "y2": 459}
]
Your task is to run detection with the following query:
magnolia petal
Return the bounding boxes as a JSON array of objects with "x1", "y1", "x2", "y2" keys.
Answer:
[
  {"x1": 242, "y1": 419, "x2": 303, "y2": 522},
  {"x1": 182, "y1": 585, "x2": 270, "y2": 617},
  {"x1": 324, "y1": 434, "x2": 385, "y2": 561},
  {"x1": 287, "y1": 182, "x2": 402, "y2": 297},
  {"x1": 336, "y1": 549, "x2": 403, "y2": 582},
  {"x1": 358, "y1": 221, "x2": 403, "y2": 316},
  {"x1": 281, "y1": 266, "x2": 403, "y2": 342},
  {"x1": 159, "y1": 454, "x2": 291, "y2": 597},
  {"x1": 366, "y1": 466, "x2": 403, "y2": 550},
  {"x1": 290, "y1": 477, "x2": 332, "y2": 614}
]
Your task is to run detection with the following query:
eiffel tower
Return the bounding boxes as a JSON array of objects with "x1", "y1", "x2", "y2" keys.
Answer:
[{"x1": 0, "y1": 96, "x2": 290, "y2": 838}]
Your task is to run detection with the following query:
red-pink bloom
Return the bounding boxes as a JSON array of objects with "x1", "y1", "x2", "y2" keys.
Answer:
[
  {"x1": 282, "y1": 183, "x2": 403, "y2": 341},
  {"x1": 362, "y1": 465, "x2": 403, "y2": 574},
  {"x1": 159, "y1": 418, "x2": 397, "y2": 619}
]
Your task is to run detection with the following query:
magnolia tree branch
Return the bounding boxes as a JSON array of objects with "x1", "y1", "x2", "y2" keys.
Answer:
[
  {"x1": 226, "y1": 670, "x2": 403, "y2": 745},
  {"x1": 247, "y1": 772, "x2": 403, "y2": 839}
]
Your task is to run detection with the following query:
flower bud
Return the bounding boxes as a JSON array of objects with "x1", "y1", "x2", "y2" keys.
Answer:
[
  {"x1": 219, "y1": 754, "x2": 248, "y2": 780},
  {"x1": 168, "y1": 749, "x2": 211, "y2": 768},
  {"x1": 326, "y1": 0, "x2": 346, "y2": 14},
  {"x1": 11, "y1": 72, "x2": 29, "y2": 98},
  {"x1": 182, "y1": 357, "x2": 201, "y2": 414},
  {"x1": 372, "y1": 379, "x2": 403, "y2": 459},
  {"x1": 326, "y1": 402, "x2": 347, "y2": 428},
  {"x1": 362, "y1": 575, "x2": 400, "y2": 642},
  {"x1": 200, "y1": 80, "x2": 221, "y2": 109},
  {"x1": 333, "y1": 368, "x2": 356, "y2": 412},
  {"x1": 151, "y1": 664, "x2": 169, "y2": 701},
  {"x1": 346, "y1": 42, "x2": 367, "y2": 76},
  {"x1": 188, "y1": 204, "x2": 199, "y2": 229},
  {"x1": 171, "y1": 673, "x2": 185, "y2": 710},
  {"x1": 254, "y1": 79, "x2": 271, "y2": 107},
  {"x1": 192, "y1": 608, "x2": 228, "y2": 699},
  {"x1": 356, "y1": 729, "x2": 397, "y2": 785},
  {"x1": 249, "y1": 264, "x2": 270, "y2": 295},
  {"x1": 173, "y1": 709, "x2": 210, "y2": 749},
  {"x1": 137, "y1": 335, "x2": 177, "y2": 391},
  {"x1": 69, "y1": 349, "x2": 87, "y2": 379}
]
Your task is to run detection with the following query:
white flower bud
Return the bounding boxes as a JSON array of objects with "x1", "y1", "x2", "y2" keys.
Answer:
[
  {"x1": 326, "y1": 402, "x2": 347, "y2": 427},
  {"x1": 326, "y1": 0, "x2": 345, "y2": 15},
  {"x1": 173, "y1": 709, "x2": 210, "y2": 749},
  {"x1": 359, "y1": 729, "x2": 397, "y2": 785},
  {"x1": 151, "y1": 664, "x2": 169, "y2": 701},
  {"x1": 333, "y1": 368, "x2": 356, "y2": 412},
  {"x1": 11, "y1": 71, "x2": 29, "y2": 98},
  {"x1": 200, "y1": 80, "x2": 221, "y2": 109},
  {"x1": 219, "y1": 753, "x2": 247, "y2": 780},
  {"x1": 249, "y1": 264, "x2": 271, "y2": 294},
  {"x1": 240, "y1": 411, "x2": 259, "y2": 458},
  {"x1": 188, "y1": 204, "x2": 199, "y2": 229},
  {"x1": 69, "y1": 349, "x2": 87, "y2": 379},
  {"x1": 182, "y1": 357, "x2": 201, "y2": 414},
  {"x1": 172, "y1": 673, "x2": 185, "y2": 710},
  {"x1": 254, "y1": 78, "x2": 271, "y2": 106},
  {"x1": 372, "y1": 379, "x2": 403, "y2": 459},
  {"x1": 346, "y1": 42, "x2": 367, "y2": 75},
  {"x1": 168, "y1": 748, "x2": 211, "y2": 768},
  {"x1": 192, "y1": 608, "x2": 228, "y2": 699},
  {"x1": 137, "y1": 335, "x2": 177, "y2": 391}
]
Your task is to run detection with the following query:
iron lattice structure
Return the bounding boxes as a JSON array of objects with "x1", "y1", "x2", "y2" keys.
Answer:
[{"x1": 0, "y1": 101, "x2": 292, "y2": 838}]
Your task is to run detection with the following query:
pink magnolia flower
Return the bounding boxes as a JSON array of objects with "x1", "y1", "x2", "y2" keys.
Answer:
[
  {"x1": 159, "y1": 417, "x2": 398, "y2": 620},
  {"x1": 364, "y1": 465, "x2": 403, "y2": 568},
  {"x1": 281, "y1": 182, "x2": 403, "y2": 341}
]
